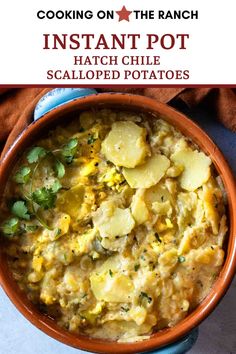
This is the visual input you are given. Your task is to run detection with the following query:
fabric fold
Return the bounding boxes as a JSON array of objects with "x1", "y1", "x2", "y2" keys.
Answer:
[{"x1": 0, "y1": 87, "x2": 235, "y2": 158}]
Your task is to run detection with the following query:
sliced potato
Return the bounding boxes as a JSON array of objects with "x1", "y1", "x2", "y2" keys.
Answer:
[
  {"x1": 77, "y1": 229, "x2": 97, "y2": 254},
  {"x1": 171, "y1": 149, "x2": 211, "y2": 191},
  {"x1": 201, "y1": 185, "x2": 220, "y2": 234},
  {"x1": 93, "y1": 200, "x2": 135, "y2": 238},
  {"x1": 123, "y1": 154, "x2": 170, "y2": 189},
  {"x1": 195, "y1": 246, "x2": 224, "y2": 266},
  {"x1": 57, "y1": 184, "x2": 85, "y2": 218},
  {"x1": 158, "y1": 249, "x2": 178, "y2": 278},
  {"x1": 129, "y1": 306, "x2": 147, "y2": 326},
  {"x1": 90, "y1": 256, "x2": 134, "y2": 302},
  {"x1": 101, "y1": 121, "x2": 149, "y2": 168},
  {"x1": 90, "y1": 273, "x2": 134, "y2": 302},
  {"x1": 131, "y1": 189, "x2": 149, "y2": 224},
  {"x1": 152, "y1": 200, "x2": 172, "y2": 216},
  {"x1": 178, "y1": 226, "x2": 207, "y2": 254},
  {"x1": 101, "y1": 236, "x2": 128, "y2": 252},
  {"x1": 145, "y1": 183, "x2": 172, "y2": 207}
]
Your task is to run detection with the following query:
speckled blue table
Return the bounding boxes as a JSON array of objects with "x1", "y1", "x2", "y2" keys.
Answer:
[{"x1": 0, "y1": 107, "x2": 235, "y2": 354}]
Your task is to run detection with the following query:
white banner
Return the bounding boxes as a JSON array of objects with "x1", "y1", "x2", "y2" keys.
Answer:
[{"x1": 0, "y1": 0, "x2": 235, "y2": 85}]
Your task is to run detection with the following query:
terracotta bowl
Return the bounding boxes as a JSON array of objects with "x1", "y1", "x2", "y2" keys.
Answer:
[{"x1": 0, "y1": 93, "x2": 236, "y2": 353}]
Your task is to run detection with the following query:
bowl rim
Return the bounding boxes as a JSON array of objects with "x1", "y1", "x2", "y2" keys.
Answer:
[{"x1": 0, "y1": 92, "x2": 236, "y2": 354}]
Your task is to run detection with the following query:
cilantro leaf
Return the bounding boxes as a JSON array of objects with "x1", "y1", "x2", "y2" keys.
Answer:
[
  {"x1": 121, "y1": 306, "x2": 129, "y2": 312},
  {"x1": 27, "y1": 147, "x2": 47, "y2": 164},
  {"x1": 13, "y1": 166, "x2": 31, "y2": 184},
  {"x1": 24, "y1": 225, "x2": 38, "y2": 233},
  {"x1": 1, "y1": 218, "x2": 19, "y2": 236},
  {"x1": 11, "y1": 201, "x2": 30, "y2": 220},
  {"x1": 178, "y1": 256, "x2": 186, "y2": 263},
  {"x1": 155, "y1": 232, "x2": 162, "y2": 243},
  {"x1": 54, "y1": 227, "x2": 62, "y2": 239},
  {"x1": 32, "y1": 187, "x2": 56, "y2": 210},
  {"x1": 87, "y1": 135, "x2": 96, "y2": 145},
  {"x1": 51, "y1": 180, "x2": 62, "y2": 193},
  {"x1": 61, "y1": 138, "x2": 78, "y2": 164},
  {"x1": 139, "y1": 291, "x2": 152, "y2": 304},
  {"x1": 31, "y1": 181, "x2": 61, "y2": 210},
  {"x1": 54, "y1": 160, "x2": 65, "y2": 178}
]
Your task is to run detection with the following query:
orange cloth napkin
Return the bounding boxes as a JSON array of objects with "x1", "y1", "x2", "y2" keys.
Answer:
[{"x1": 0, "y1": 87, "x2": 235, "y2": 158}]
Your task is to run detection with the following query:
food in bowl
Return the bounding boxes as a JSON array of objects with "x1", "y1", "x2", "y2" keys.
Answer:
[{"x1": 0, "y1": 109, "x2": 227, "y2": 343}]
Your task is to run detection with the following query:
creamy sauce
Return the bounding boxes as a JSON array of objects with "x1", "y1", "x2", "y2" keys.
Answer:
[{"x1": 1, "y1": 109, "x2": 227, "y2": 342}]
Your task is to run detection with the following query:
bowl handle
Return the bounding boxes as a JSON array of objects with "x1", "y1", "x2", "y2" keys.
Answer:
[
  {"x1": 147, "y1": 328, "x2": 198, "y2": 354},
  {"x1": 34, "y1": 88, "x2": 97, "y2": 120}
]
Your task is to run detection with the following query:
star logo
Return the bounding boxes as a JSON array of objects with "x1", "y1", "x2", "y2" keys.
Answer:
[{"x1": 116, "y1": 6, "x2": 132, "y2": 22}]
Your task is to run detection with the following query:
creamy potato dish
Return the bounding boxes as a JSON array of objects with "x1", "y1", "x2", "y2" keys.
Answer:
[{"x1": 1, "y1": 109, "x2": 227, "y2": 342}]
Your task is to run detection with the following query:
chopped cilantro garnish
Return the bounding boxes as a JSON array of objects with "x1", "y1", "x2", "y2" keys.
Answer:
[
  {"x1": 51, "y1": 180, "x2": 62, "y2": 193},
  {"x1": 27, "y1": 147, "x2": 47, "y2": 164},
  {"x1": 134, "y1": 264, "x2": 140, "y2": 272},
  {"x1": 1, "y1": 218, "x2": 19, "y2": 236},
  {"x1": 139, "y1": 292, "x2": 152, "y2": 304},
  {"x1": 24, "y1": 224, "x2": 38, "y2": 233},
  {"x1": 87, "y1": 136, "x2": 96, "y2": 145},
  {"x1": 32, "y1": 188, "x2": 55, "y2": 210},
  {"x1": 178, "y1": 256, "x2": 186, "y2": 263},
  {"x1": 31, "y1": 180, "x2": 62, "y2": 210},
  {"x1": 109, "y1": 269, "x2": 113, "y2": 277},
  {"x1": 11, "y1": 201, "x2": 30, "y2": 220},
  {"x1": 54, "y1": 160, "x2": 65, "y2": 178},
  {"x1": 155, "y1": 233, "x2": 161, "y2": 242},
  {"x1": 61, "y1": 138, "x2": 78, "y2": 164},
  {"x1": 8, "y1": 139, "x2": 79, "y2": 231},
  {"x1": 13, "y1": 166, "x2": 31, "y2": 184},
  {"x1": 121, "y1": 306, "x2": 129, "y2": 312},
  {"x1": 54, "y1": 228, "x2": 62, "y2": 237}
]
